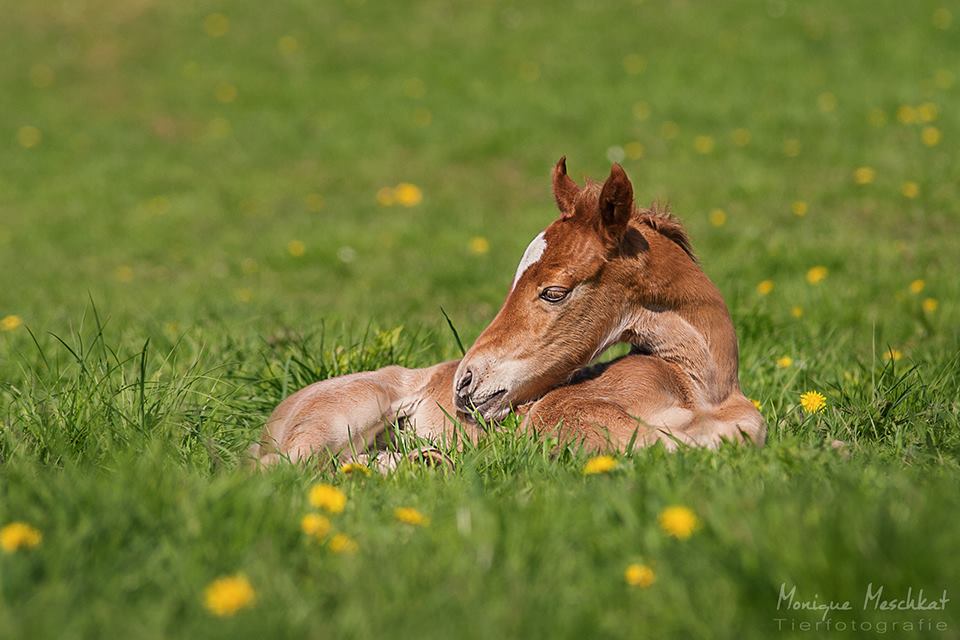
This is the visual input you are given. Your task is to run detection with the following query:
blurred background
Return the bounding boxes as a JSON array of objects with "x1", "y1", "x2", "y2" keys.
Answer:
[{"x1": 0, "y1": 0, "x2": 956, "y2": 354}]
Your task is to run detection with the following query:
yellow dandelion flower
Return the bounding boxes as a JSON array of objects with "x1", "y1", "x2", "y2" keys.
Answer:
[
  {"x1": 287, "y1": 240, "x2": 306, "y2": 257},
  {"x1": 817, "y1": 92, "x2": 837, "y2": 113},
  {"x1": 0, "y1": 522, "x2": 42, "y2": 552},
  {"x1": 304, "y1": 193, "x2": 324, "y2": 212},
  {"x1": 624, "y1": 141, "x2": 644, "y2": 160},
  {"x1": 694, "y1": 135, "x2": 715, "y2": 154},
  {"x1": 309, "y1": 483, "x2": 346, "y2": 514},
  {"x1": 376, "y1": 186, "x2": 396, "y2": 206},
  {"x1": 853, "y1": 167, "x2": 875, "y2": 185},
  {"x1": 301, "y1": 513, "x2": 331, "y2": 540},
  {"x1": 660, "y1": 121, "x2": 679, "y2": 139},
  {"x1": 709, "y1": 208, "x2": 727, "y2": 227},
  {"x1": 632, "y1": 101, "x2": 651, "y2": 121},
  {"x1": 203, "y1": 574, "x2": 255, "y2": 617},
  {"x1": 114, "y1": 265, "x2": 134, "y2": 283},
  {"x1": 403, "y1": 78, "x2": 426, "y2": 99},
  {"x1": 885, "y1": 348, "x2": 903, "y2": 362},
  {"x1": 277, "y1": 35, "x2": 300, "y2": 56},
  {"x1": 583, "y1": 455, "x2": 619, "y2": 475},
  {"x1": 394, "y1": 183, "x2": 422, "y2": 207},
  {"x1": 215, "y1": 83, "x2": 237, "y2": 104},
  {"x1": 934, "y1": 69, "x2": 955, "y2": 89},
  {"x1": 29, "y1": 64, "x2": 55, "y2": 88},
  {"x1": 658, "y1": 505, "x2": 699, "y2": 539},
  {"x1": 181, "y1": 61, "x2": 199, "y2": 78},
  {"x1": 17, "y1": 125, "x2": 42, "y2": 149},
  {"x1": 394, "y1": 507, "x2": 429, "y2": 527},
  {"x1": 1, "y1": 315, "x2": 23, "y2": 332},
  {"x1": 783, "y1": 138, "x2": 801, "y2": 157},
  {"x1": 922, "y1": 297, "x2": 939, "y2": 313},
  {"x1": 917, "y1": 102, "x2": 939, "y2": 123},
  {"x1": 756, "y1": 280, "x2": 774, "y2": 296},
  {"x1": 806, "y1": 265, "x2": 828, "y2": 284},
  {"x1": 791, "y1": 200, "x2": 808, "y2": 216},
  {"x1": 751, "y1": 399, "x2": 762, "y2": 411},
  {"x1": 207, "y1": 116, "x2": 232, "y2": 139},
  {"x1": 517, "y1": 61, "x2": 540, "y2": 82},
  {"x1": 413, "y1": 107, "x2": 432, "y2": 127},
  {"x1": 909, "y1": 279, "x2": 925, "y2": 294},
  {"x1": 624, "y1": 563, "x2": 656, "y2": 588},
  {"x1": 234, "y1": 288, "x2": 253, "y2": 303},
  {"x1": 867, "y1": 108, "x2": 887, "y2": 127},
  {"x1": 203, "y1": 13, "x2": 230, "y2": 38},
  {"x1": 800, "y1": 390, "x2": 827, "y2": 414},
  {"x1": 329, "y1": 533, "x2": 358, "y2": 554},
  {"x1": 921, "y1": 126, "x2": 941, "y2": 147},
  {"x1": 622, "y1": 54, "x2": 646, "y2": 75},
  {"x1": 901, "y1": 181, "x2": 920, "y2": 199},
  {"x1": 932, "y1": 7, "x2": 952, "y2": 30},
  {"x1": 468, "y1": 236, "x2": 490, "y2": 255},
  {"x1": 776, "y1": 356, "x2": 793, "y2": 369},
  {"x1": 240, "y1": 258, "x2": 258, "y2": 274},
  {"x1": 340, "y1": 462, "x2": 372, "y2": 476},
  {"x1": 145, "y1": 196, "x2": 170, "y2": 215},
  {"x1": 791, "y1": 306, "x2": 804, "y2": 318},
  {"x1": 731, "y1": 128, "x2": 751, "y2": 146},
  {"x1": 896, "y1": 105, "x2": 917, "y2": 124}
]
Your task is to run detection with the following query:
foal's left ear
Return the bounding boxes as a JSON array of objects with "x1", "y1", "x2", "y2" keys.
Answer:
[
  {"x1": 597, "y1": 163, "x2": 634, "y2": 245},
  {"x1": 552, "y1": 156, "x2": 581, "y2": 216}
]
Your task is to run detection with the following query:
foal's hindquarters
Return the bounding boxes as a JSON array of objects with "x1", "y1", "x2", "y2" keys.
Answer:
[{"x1": 253, "y1": 354, "x2": 764, "y2": 466}]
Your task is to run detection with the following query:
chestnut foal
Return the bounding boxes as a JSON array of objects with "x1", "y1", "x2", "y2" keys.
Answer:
[{"x1": 254, "y1": 159, "x2": 764, "y2": 465}]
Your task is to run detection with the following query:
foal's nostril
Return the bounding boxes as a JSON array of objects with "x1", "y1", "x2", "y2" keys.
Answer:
[{"x1": 456, "y1": 369, "x2": 474, "y2": 397}]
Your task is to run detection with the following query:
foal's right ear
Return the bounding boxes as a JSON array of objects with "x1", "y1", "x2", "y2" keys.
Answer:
[
  {"x1": 552, "y1": 156, "x2": 580, "y2": 217},
  {"x1": 597, "y1": 163, "x2": 634, "y2": 245}
]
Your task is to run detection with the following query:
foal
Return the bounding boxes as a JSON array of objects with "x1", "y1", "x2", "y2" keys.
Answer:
[{"x1": 254, "y1": 159, "x2": 764, "y2": 464}]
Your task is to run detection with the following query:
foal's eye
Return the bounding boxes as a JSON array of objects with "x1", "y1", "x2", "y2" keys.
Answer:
[{"x1": 539, "y1": 286, "x2": 570, "y2": 303}]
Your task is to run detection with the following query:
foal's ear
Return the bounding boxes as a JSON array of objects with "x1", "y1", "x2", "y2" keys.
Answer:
[
  {"x1": 597, "y1": 163, "x2": 634, "y2": 244},
  {"x1": 552, "y1": 156, "x2": 580, "y2": 217}
]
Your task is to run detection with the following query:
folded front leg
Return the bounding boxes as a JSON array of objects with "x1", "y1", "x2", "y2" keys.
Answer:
[{"x1": 254, "y1": 361, "x2": 461, "y2": 465}]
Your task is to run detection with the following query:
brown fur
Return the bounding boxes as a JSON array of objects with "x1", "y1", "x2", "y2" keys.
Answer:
[{"x1": 255, "y1": 159, "x2": 764, "y2": 465}]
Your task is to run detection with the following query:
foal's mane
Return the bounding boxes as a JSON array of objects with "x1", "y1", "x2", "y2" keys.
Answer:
[{"x1": 636, "y1": 202, "x2": 697, "y2": 262}]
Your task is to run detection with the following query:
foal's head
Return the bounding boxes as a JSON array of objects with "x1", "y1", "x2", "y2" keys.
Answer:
[{"x1": 454, "y1": 157, "x2": 710, "y2": 420}]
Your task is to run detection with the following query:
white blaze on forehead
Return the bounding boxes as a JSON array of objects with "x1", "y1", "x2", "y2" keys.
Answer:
[{"x1": 512, "y1": 231, "x2": 547, "y2": 289}]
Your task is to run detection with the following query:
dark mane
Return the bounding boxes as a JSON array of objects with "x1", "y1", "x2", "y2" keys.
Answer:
[{"x1": 636, "y1": 202, "x2": 697, "y2": 262}]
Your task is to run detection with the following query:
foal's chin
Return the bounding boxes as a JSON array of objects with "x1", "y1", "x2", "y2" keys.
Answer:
[
  {"x1": 466, "y1": 385, "x2": 551, "y2": 425},
  {"x1": 460, "y1": 396, "x2": 513, "y2": 425}
]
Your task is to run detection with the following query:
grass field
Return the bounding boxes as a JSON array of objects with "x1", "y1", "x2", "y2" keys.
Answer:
[{"x1": 1, "y1": 0, "x2": 959, "y2": 637}]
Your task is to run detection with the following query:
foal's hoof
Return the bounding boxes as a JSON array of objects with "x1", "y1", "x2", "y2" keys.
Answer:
[{"x1": 406, "y1": 447, "x2": 454, "y2": 469}]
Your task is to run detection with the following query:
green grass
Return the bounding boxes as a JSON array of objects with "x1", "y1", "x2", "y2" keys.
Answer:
[{"x1": 1, "y1": 0, "x2": 959, "y2": 637}]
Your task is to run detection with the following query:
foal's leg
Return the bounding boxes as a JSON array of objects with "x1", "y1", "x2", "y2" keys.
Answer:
[
  {"x1": 523, "y1": 396, "x2": 688, "y2": 452},
  {"x1": 522, "y1": 355, "x2": 687, "y2": 451},
  {"x1": 522, "y1": 354, "x2": 763, "y2": 452},
  {"x1": 672, "y1": 392, "x2": 766, "y2": 446},
  {"x1": 255, "y1": 360, "x2": 461, "y2": 465}
]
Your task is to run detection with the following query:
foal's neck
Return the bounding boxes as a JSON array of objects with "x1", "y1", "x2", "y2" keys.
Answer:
[{"x1": 622, "y1": 249, "x2": 740, "y2": 405}]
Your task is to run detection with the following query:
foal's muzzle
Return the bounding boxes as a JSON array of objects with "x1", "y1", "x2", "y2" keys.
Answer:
[{"x1": 453, "y1": 366, "x2": 506, "y2": 418}]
